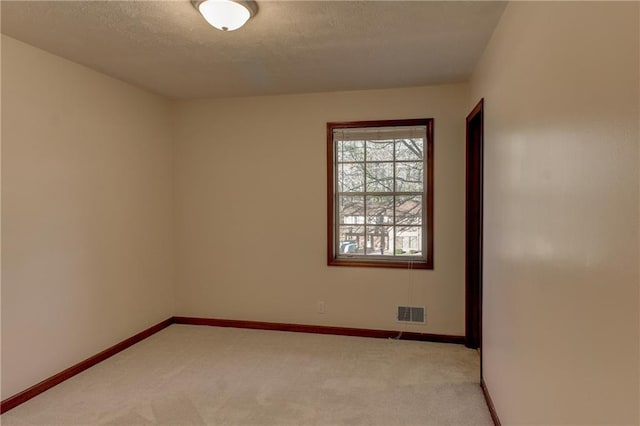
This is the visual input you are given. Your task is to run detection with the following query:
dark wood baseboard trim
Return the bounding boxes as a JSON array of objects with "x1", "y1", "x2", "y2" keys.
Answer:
[
  {"x1": 172, "y1": 316, "x2": 466, "y2": 344},
  {"x1": 1, "y1": 316, "x2": 465, "y2": 415},
  {"x1": 0, "y1": 318, "x2": 173, "y2": 414},
  {"x1": 481, "y1": 378, "x2": 502, "y2": 426}
]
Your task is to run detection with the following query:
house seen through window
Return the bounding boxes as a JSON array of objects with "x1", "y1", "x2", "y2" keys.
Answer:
[{"x1": 327, "y1": 119, "x2": 434, "y2": 269}]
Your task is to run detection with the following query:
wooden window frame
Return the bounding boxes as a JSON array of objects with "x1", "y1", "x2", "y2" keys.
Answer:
[{"x1": 327, "y1": 118, "x2": 434, "y2": 269}]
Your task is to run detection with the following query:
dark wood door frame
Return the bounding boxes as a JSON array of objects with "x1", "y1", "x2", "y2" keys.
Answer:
[{"x1": 465, "y1": 99, "x2": 484, "y2": 353}]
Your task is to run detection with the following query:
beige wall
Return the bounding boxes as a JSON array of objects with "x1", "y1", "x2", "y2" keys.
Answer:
[
  {"x1": 471, "y1": 2, "x2": 639, "y2": 424},
  {"x1": 173, "y1": 84, "x2": 469, "y2": 334},
  {"x1": 1, "y1": 36, "x2": 175, "y2": 399}
]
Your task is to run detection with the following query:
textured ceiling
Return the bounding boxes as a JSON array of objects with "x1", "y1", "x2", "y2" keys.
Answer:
[{"x1": 1, "y1": 1, "x2": 506, "y2": 100}]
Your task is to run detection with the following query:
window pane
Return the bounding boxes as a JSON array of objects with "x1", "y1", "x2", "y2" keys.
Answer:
[
  {"x1": 338, "y1": 163, "x2": 364, "y2": 193},
  {"x1": 339, "y1": 196, "x2": 364, "y2": 224},
  {"x1": 365, "y1": 226, "x2": 393, "y2": 256},
  {"x1": 395, "y1": 226, "x2": 422, "y2": 255},
  {"x1": 396, "y1": 161, "x2": 423, "y2": 192},
  {"x1": 366, "y1": 162, "x2": 394, "y2": 192},
  {"x1": 396, "y1": 195, "x2": 422, "y2": 225},
  {"x1": 396, "y1": 138, "x2": 424, "y2": 161},
  {"x1": 366, "y1": 140, "x2": 394, "y2": 161},
  {"x1": 328, "y1": 119, "x2": 432, "y2": 269},
  {"x1": 337, "y1": 140, "x2": 365, "y2": 162},
  {"x1": 366, "y1": 195, "x2": 394, "y2": 224},
  {"x1": 338, "y1": 225, "x2": 365, "y2": 254}
]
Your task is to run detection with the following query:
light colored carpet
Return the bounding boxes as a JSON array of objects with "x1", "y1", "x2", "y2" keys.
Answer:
[{"x1": 1, "y1": 324, "x2": 493, "y2": 425}]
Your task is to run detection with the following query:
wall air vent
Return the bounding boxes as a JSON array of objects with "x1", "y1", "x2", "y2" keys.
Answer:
[{"x1": 397, "y1": 306, "x2": 426, "y2": 323}]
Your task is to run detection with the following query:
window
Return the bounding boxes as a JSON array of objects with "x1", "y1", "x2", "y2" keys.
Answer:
[{"x1": 327, "y1": 119, "x2": 434, "y2": 269}]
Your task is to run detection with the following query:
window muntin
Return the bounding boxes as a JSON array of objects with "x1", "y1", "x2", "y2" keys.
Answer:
[{"x1": 327, "y1": 119, "x2": 434, "y2": 269}]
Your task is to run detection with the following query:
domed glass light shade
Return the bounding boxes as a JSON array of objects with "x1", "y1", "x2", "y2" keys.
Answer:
[{"x1": 193, "y1": 0, "x2": 258, "y2": 32}]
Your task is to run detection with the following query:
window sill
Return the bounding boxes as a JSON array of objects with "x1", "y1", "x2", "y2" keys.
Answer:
[{"x1": 328, "y1": 258, "x2": 433, "y2": 269}]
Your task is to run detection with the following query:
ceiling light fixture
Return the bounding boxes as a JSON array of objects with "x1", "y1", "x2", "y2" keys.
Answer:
[{"x1": 192, "y1": 0, "x2": 258, "y2": 32}]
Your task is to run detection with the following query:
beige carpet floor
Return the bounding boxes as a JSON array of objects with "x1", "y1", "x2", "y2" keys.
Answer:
[{"x1": 1, "y1": 324, "x2": 493, "y2": 425}]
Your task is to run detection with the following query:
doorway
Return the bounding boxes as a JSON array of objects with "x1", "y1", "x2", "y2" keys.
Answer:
[{"x1": 465, "y1": 99, "x2": 484, "y2": 351}]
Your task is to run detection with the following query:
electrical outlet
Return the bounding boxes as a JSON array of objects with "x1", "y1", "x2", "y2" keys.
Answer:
[{"x1": 317, "y1": 301, "x2": 325, "y2": 314}]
